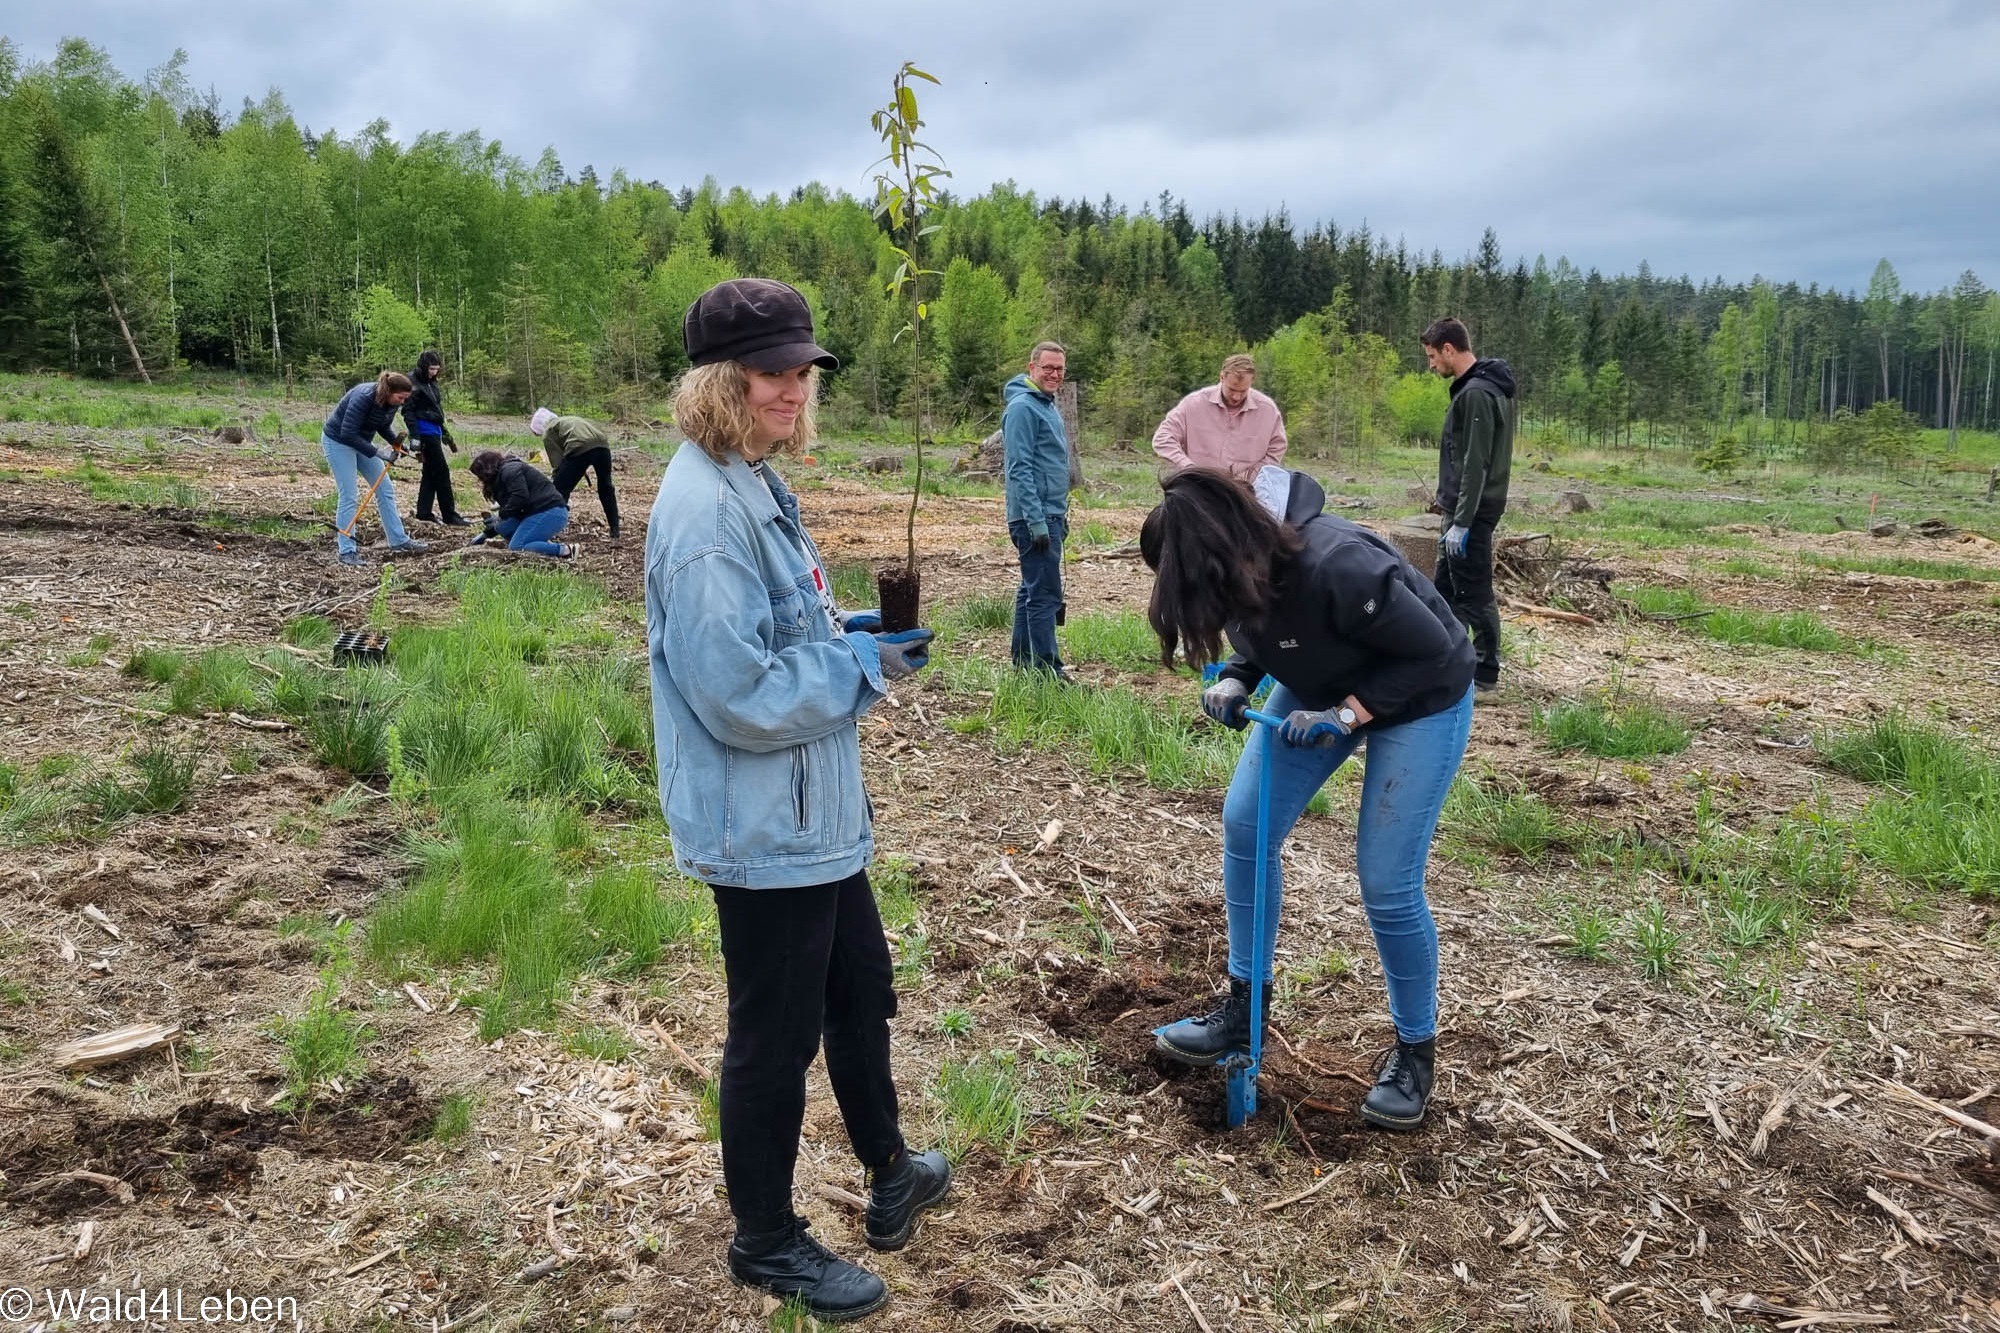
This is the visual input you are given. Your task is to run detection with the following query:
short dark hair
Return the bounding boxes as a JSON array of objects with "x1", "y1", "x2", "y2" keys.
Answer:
[
  {"x1": 1420, "y1": 317, "x2": 1470, "y2": 353},
  {"x1": 1139, "y1": 468, "x2": 1302, "y2": 668}
]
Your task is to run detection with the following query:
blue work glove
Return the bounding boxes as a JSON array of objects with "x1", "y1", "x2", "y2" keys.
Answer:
[
  {"x1": 1281, "y1": 708, "x2": 1350, "y2": 749},
  {"x1": 874, "y1": 628, "x2": 935, "y2": 681},
  {"x1": 1443, "y1": 524, "x2": 1469, "y2": 558},
  {"x1": 840, "y1": 608, "x2": 883, "y2": 633},
  {"x1": 1200, "y1": 677, "x2": 1249, "y2": 730}
]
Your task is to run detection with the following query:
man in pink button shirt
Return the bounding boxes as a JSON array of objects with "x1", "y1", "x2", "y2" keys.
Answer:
[{"x1": 1151, "y1": 354, "x2": 1289, "y2": 478}]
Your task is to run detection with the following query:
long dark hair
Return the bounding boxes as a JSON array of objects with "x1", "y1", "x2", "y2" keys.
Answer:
[
  {"x1": 1140, "y1": 468, "x2": 1302, "y2": 668},
  {"x1": 468, "y1": 449, "x2": 505, "y2": 498}
]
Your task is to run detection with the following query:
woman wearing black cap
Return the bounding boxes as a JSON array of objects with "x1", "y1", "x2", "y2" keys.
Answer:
[
  {"x1": 646, "y1": 279, "x2": 946, "y2": 1323},
  {"x1": 402, "y1": 350, "x2": 466, "y2": 526}
]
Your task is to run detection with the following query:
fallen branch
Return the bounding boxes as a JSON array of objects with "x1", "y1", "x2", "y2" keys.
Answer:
[
  {"x1": 52, "y1": 1022, "x2": 180, "y2": 1071},
  {"x1": 1868, "y1": 1075, "x2": 2000, "y2": 1140},
  {"x1": 1503, "y1": 1099, "x2": 1604, "y2": 1161},
  {"x1": 817, "y1": 1183, "x2": 869, "y2": 1213},
  {"x1": 1262, "y1": 1170, "x2": 1338, "y2": 1213},
  {"x1": 1725, "y1": 1292, "x2": 1893, "y2": 1326},
  {"x1": 1865, "y1": 1186, "x2": 1939, "y2": 1247},
  {"x1": 649, "y1": 1020, "x2": 712, "y2": 1084},
  {"x1": 1501, "y1": 596, "x2": 1597, "y2": 626},
  {"x1": 1170, "y1": 1273, "x2": 1215, "y2": 1333}
]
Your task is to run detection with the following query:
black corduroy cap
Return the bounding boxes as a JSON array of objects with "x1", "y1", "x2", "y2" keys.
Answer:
[{"x1": 683, "y1": 279, "x2": 838, "y2": 372}]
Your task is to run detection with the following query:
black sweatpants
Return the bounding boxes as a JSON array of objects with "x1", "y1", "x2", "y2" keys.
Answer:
[
  {"x1": 710, "y1": 871, "x2": 904, "y2": 1234},
  {"x1": 551, "y1": 446, "x2": 620, "y2": 536},
  {"x1": 1434, "y1": 517, "x2": 1502, "y2": 686},
  {"x1": 414, "y1": 436, "x2": 460, "y2": 522}
]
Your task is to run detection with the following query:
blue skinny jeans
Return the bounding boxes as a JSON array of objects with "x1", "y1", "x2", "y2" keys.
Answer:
[
  {"x1": 322, "y1": 434, "x2": 411, "y2": 556},
  {"x1": 495, "y1": 506, "x2": 570, "y2": 557},
  {"x1": 1222, "y1": 681, "x2": 1473, "y2": 1042}
]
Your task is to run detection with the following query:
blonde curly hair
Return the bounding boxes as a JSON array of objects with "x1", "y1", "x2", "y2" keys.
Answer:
[{"x1": 670, "y1": 361, "x2": 820, "y2": 461}]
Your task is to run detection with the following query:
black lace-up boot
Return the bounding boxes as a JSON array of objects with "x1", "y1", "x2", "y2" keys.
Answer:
[
  {"x1": 1359, "y1": 1037, "x2": 1436, "y2": 1130},
  {"x1": 1154, "y1": 977, "x2": 1269, "y2": 1066},
  {"x1": 864, "y1": 1148, "x2": 952, "y2": 1251},
  {"x1": 726, "y1": 1215, "x2": 888, "y2": 1323}
]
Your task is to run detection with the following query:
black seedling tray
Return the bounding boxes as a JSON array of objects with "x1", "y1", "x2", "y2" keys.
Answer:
[{"x1": 332, "y1": 629, "x2": 390, "y2": 665}]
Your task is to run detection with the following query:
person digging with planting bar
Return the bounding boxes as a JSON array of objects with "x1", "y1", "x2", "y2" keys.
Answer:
[
  {"x1": 403, "y1": 349, "x2": 468, "y2": 527},
  {"x1": 644, "y1": 278, "x2": 948, "y2": 1325},
  {"x1": 528, "y1": 407, "x2": 622, "y2": 538},
  {"x1": 321, "y1": 371, "x2": 430, "y2": 568},
  {"x1": 1143, "y1": 467, "x2": 1475, "y2": 1131},
  {"x1": 466, "y1": 450, "x2": 578, "y2": 559}
]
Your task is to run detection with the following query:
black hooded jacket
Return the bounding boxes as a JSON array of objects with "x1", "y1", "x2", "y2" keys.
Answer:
[
  {"x1": 402, "y1": 351, "x2": 445, "y2": 434},
  {"x1": 1435, "y1": 357, "x2": 1517, "y2": 526},
  {"x1": 1217, "y1": 471, "x2": 1474, "y2": 725},
  {"x1": 483, "y1": 458, "x2": 565, "y2": 520}
]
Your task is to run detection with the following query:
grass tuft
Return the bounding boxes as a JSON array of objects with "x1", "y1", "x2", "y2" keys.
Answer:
[{"x1": 1533, "y1": 695, "x2": 1691, "y2": 759}]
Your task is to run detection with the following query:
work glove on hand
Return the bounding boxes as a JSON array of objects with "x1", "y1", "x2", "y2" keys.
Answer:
[
  {"x1": 873, "y1": 628, "x2": 935, "y2": 681},
  {"x1": 441, "y1": 427, "x2": 457, "y2": 454},
  {"x1": 1029, "y1": 528, "x2": 1052, "y2": 555},
  {"x1": 374, "y1": 443, "x2": 398, "y2": 462},
  {"x1": 1281, "y1": 707, "x2": 1351, "y2": 749},
  {"x1": 1443, "y1": 524, "x2": 1470, "y2": 558},
  {"x1": 838, "y1": 608, "x2": 883, "y2": 633},
  {"x1": 1200, "y1": 677, "x2": 1250, "y2": 730}
]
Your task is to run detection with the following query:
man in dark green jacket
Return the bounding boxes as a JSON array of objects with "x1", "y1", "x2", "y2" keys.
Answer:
[{"x1": 1422, "y1": 317, "x2": 1516, "y2": 692}]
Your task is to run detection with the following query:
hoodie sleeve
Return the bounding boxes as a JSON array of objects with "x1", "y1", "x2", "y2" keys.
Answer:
[
  {"x1": 1450, "y1": 387, "x2": 1496, "y2": 528},
  {"x1": 1262, "y1": 401, "x2": 1289, "y2": 470},
  {"x1": 1002, "y1": 397, "x2": 1047, "y2": 534},
  {"x1": 1150, "y1": 397, "x2": 1191, "y2": 471},
  {"x1": 1319, "y1": 542, "x2": 1463, "y2": 719},
  {"x1": 1216, "y1": 652, "x2": 1267, "y2": 693}
]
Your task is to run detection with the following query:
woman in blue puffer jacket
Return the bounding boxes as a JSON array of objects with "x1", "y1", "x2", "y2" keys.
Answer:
[
  {"x1": 644, "y1": 279, "x2": 949, "y2": 1324},
  {"x1": 320, "y1": 371, "x2": 429, "y2": 567}
]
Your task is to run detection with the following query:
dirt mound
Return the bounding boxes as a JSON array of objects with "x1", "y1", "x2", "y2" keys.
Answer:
[{"x1": 0, "y1": 1077, "x2": 435, "y2": 1219}]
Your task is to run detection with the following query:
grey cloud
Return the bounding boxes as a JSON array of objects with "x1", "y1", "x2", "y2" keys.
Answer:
[{"x1": 4, "y1": 0, "x2": 1994, "y2": 289}]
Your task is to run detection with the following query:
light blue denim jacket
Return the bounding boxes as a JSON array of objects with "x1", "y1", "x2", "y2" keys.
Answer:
[{"x1": 645, "y1": 442, "x2": 888, "y2": 888}]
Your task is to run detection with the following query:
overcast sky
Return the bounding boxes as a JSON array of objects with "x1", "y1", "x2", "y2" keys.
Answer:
[{"x1": 6, "y1": 0, "x2": 1996, "y2": 293}]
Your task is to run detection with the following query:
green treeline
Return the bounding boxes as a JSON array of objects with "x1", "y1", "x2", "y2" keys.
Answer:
[{"x1": 3, "y1": 36, "x2": 1997, "y2": 463}]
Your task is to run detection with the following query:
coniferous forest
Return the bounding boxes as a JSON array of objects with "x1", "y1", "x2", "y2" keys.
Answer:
[{"x1": 4, "y1": 37, "x2": 1996, "y2": 466}]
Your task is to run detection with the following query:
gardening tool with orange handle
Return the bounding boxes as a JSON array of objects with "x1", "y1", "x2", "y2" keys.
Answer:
[{"x1": 335, "y1": 439, "x2": 407, "y2": 539}]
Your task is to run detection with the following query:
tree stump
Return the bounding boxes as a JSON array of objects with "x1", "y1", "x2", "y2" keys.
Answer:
[{"x1": 1368, "y1": 515, "x2": 1443, "y2": 582}]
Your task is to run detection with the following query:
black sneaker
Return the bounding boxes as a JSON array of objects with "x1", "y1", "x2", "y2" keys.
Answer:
[
  {"x1": 337, "y1": 550, "x2": 363, "y2": 568},
  {"x1": 1154, "y1": 977, "x2": 1266, "y2": 1067},
  {"x1": 726, "y1": 1216, "x2": 887, "y2": 1324},
  {"x1": 864, "y1": 1149, "x2": 952, "y2": 1251},
  {"x1": 441, "y1": 515, "x2": 471, "y2": 528},
  {"x1": 1359, "y1": 1038, "x2": 1436, "y2": 1131},
  {"x1": 384, "y1": 538, "x2": 430, "y2": 555}
]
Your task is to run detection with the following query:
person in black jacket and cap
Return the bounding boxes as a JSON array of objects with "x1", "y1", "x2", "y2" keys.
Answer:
[
  {"x1": 403, "y1": 350, "x2": 468, "y2": 527},
  {"x1": 467, "y1": 450, "x2": 577, "y2": 559},
  {"x1": 1422, "y1": 316, "x2": 1516, "y2": 692},
  {"x1": 1142, "y1": 466, "x2": 1475, "y2": 1131}
]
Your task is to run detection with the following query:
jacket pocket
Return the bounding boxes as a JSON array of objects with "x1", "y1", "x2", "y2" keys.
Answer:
[{"x1": 791, "y1": 745, "x2": 811, "y2": 833}]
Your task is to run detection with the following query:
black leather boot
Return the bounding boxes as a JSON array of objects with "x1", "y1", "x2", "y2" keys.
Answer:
[
  {"x1": 1154, "y1": 977, "x2": 1267, "y2": 1066},
  {"x1": 864, "y1": 1148, "x2": 952, "y2": 1251},
  {"x1": 726, "y1": 1216, "x2": 888, "y2": 1323},
  {"x1": 1359, "y1": 1037, "x2": 1436, "y2": 1130}
]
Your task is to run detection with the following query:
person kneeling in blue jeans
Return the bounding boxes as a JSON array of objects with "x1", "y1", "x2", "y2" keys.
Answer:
[
  {"x1": 468, "y1": 450, "x2": 577, "y2": 559},
  {"x1": 1140, "y1": 466, "x2": 1475, "y2": 1130}
]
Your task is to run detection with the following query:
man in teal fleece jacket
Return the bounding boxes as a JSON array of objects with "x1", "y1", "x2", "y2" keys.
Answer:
[{"x1": 1002, "y1": 341, "x2": 1072, "y2": 677}]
